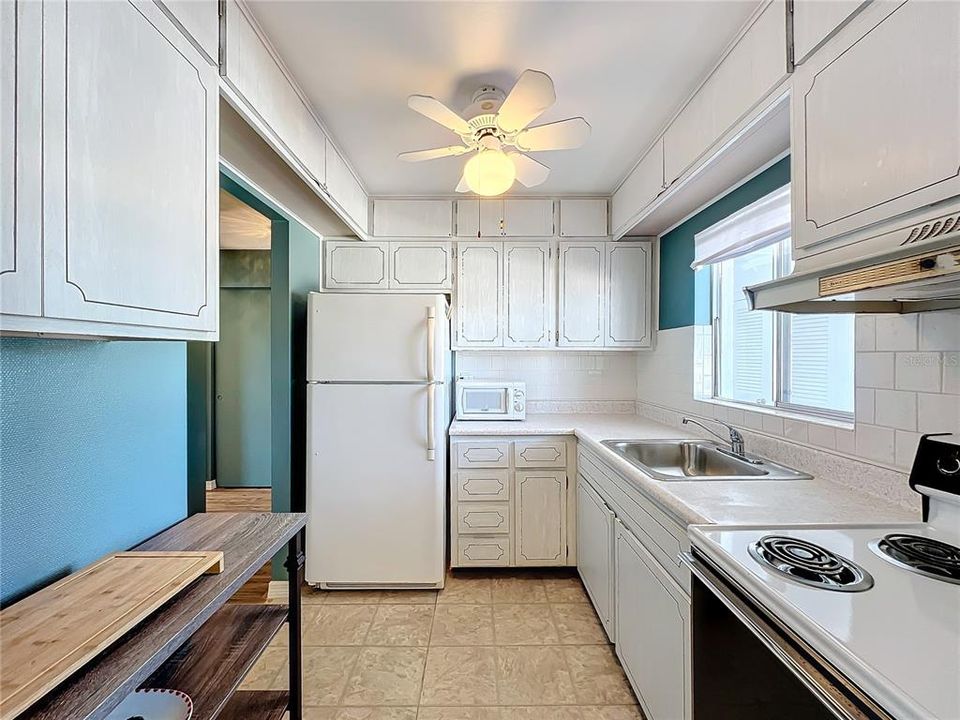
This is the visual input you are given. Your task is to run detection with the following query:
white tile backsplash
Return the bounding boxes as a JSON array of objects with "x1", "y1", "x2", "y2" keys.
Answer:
[
  {"x1": 874, "y1": 314, "x2": 918, "y2": 351},
  {"x1": 895, "y1": 352, "x2": 943, "y2": 392},
  {"x1": 873, "y1": 389, "x2": 916, "y2": 431},
  {"x1": 917, "y1": 392, "x2": 960, "y2": 433},
  {"x1": 856, "y1": 352, "x2": 895, "y2": 389}
]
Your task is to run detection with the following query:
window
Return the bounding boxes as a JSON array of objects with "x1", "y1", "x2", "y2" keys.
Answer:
[{"x1": 697, "y1": 186, "x2": 854, "y2": 421}]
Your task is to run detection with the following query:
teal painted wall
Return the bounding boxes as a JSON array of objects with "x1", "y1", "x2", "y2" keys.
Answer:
[
  {"x1": 0, "y1": 339, "x2": 187, "y2": 605},
  {"x1": 658, "y1": 157, "x2": 791, "y2": 330}
]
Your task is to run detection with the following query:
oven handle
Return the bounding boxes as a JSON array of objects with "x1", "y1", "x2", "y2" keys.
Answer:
[{"x1": 680, "y1": 552, "x2": 892, "y2": 720}]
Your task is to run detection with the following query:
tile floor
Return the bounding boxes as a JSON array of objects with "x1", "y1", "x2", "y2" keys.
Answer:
[{"x1": 246, "y1": 569, "x2": 644, "y2": 719}]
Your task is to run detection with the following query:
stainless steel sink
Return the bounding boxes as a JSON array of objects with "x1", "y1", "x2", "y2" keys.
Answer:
[{"x1": 600, "y1": 439, "x2": 811, "y2": 481}]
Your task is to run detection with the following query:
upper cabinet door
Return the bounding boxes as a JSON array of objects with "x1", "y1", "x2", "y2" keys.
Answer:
[
  {"x1": 456, "y1": 199, "x2": 504, "y2": 238},
  {"x1": 373, "y1": 200, "x2": 452, "y2": 238},
  {"x1": 41, "y1": 0, "x2": 218, "y2": 333},
  {"x1": 502, "y1": 199, "x2": 554, "y2": 237},
  {"x1": 612, "y1": 140, "x2": 665, "y2": 236},
  {"x1": 791, "y1": 0, "x2": 867, "y2": 64},
  {"x1": 325, "y1": 241, "x2": 389, "y2": 290},
  {"x1": 326, "y1": 142, "x2": 369, "y2": 234},
  {"x1": 390, "y1": 242, "x2": 453, "y2": 291},
  {"x1": 791, "y1": 0, "x2": 960, "y2": 254},
  {"x1": 156, "y1": 0, "x2": 218, "y2": 64},
  {"x1": 557, "y1": 242, "x2": 606, "y2": 347},
  {"x1": 605, "y1": 242, "x2": 653, "y2": 348},
  {"x1": 0, "y1": 0, "x2": 42, "y2": 318},
  {"x1": 503, "y1": 242, "x2": 553, "y2": 348},
  {"x1": 559, "y1": 199, "x2": 608, "y2": 237},
  {"x1": 455, "y1": 242, "x2": 503, "y2": 348}
]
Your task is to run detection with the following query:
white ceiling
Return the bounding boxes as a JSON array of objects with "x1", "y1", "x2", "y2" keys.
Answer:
[{"x1": 248, "y1": 1, "x2": 760, "y2": 197}]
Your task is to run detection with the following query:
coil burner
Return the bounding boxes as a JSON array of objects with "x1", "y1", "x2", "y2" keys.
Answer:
[
  {"x1": 749, "y1": 535, "x2": 874, "y2": 592},
  {"x1": 870, "y1": 533, "x2": 960, "y2": 585}
]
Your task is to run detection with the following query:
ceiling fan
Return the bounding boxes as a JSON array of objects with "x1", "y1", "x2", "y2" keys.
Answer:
[{"x1": 398, "y1": 69, "x2": 591, "y2": 196}]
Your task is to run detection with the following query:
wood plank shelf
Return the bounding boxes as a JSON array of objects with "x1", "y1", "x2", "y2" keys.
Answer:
[
  {"x1": 219, "y1": 691, "x2": 289, "y2": 720},
  {"x1": 144, "y1": 603, "x2": 288, "y2": 720},
  {"x1": 21, "y1": 512, "x2": 306, "y2": 720}
]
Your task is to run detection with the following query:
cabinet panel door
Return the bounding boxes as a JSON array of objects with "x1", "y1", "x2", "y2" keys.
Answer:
[
  {"x1": 515, "y1": 470, "x2": 567, "y2": 566},
  {"x1": 455, "y1": 242, "x2": 503, "y2": 348},
  {"x1": 458, "y1": 503, "x2": 510, "y2": 535},
  {"x1": 560, "y1": 199, "x2": 608, "y2": 237},
  {"x1": 513, "y1": 439, "x2": 567, "y2": 469},
  {"x1": 374, "y1": 200, "x2": 452, "y2": 238},
  {"x1": 325, "y1": 241, "x2": 388, "y2": 289},
  {"x1": 456, "y1": 199, "x2": 502, "y2": 238},
  {"x1": 455, "y1": 440, "x2": 511, "y2": 469},
  {"x1": 457, "y1": 469, "x2": 510, "y2": 502},
  {"x1": 605, "y1": 242, "x2": 653, "y2": 348},
  {"x1": 458, "y1": 537, "x2": 511, "y2": 567},
  {"x1": 503, "y1": 199, "x2": 554, "y2": 237},
  {"x1": 616, "y1": 523, "x2": 690, "y2": 720},
  {"x1": 612, "y1": 139, "x2": 664, "y2": 234},
  {"x1": 792, "y1": 0, "x2": 960, "y2": 252},
  {"x1": 0, "y1": 0, "x2": 42, "y2": 318},
  {"x1": 577, "y1": 479, "x2": 615, "y2": 641},
  {"x1": 157, "y1": 0, "x2": 218, "y2": 63},
  {"x1": 557, "y1": 242, "x2": 606, "y2": 347},
  {"x1": 42, "y1": 0, "x2": 218, "y2": 333},
  {"x1": 792, "y1": 0, "x2": 867, "y2": 64},
  {"x1": 390, "y1": 242, "x2": 452, "y2": 291},
  {"x1": 503, "y1": 242, "x2": 553, "y2": 347},
  {"x1": 326, "y1": 142, "x2": 368, "y2": 233}
]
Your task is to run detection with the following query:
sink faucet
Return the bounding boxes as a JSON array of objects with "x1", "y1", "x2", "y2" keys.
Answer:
[{"x1": 682, "y1": 416, "x2": 747, "y2": 458}]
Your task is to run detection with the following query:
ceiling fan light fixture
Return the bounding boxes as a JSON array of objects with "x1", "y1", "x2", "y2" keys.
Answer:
[{"x1": 464, "y1": 149, "x2": 515, "y2": 197}]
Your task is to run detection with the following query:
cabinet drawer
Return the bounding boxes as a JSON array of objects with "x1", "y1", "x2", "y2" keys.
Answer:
[
  {"x1": 457, "y1": 470, "x2": 510, "y2": 502},
  {"x1": 514, "y1": 439, "x2": 567, "y2": 468},
  {"x1": 456, "y1": 441, "x2": 510, "y2": 468},
  {"x1": 458, "y1": 503, "x2": 510, "y2": 535},
  {"x1": 458, "y1": 536, "x2": 511, "y2": 566}
]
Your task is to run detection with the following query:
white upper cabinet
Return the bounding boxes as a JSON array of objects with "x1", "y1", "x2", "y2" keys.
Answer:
[
  {"x1": 503, "y1": 242, "x2": 553, "y2": 348},
  {"x1": 456, "y1": 199, "x2": 502, "y2": 238},
  {"x1": 157, "y1": 0, "x2": 219, "y2": 63},
  {"x1": 557, "y1": 241, "x2": 606, "y2": 347},
  {"x1": 612, "y1": 139, "x2": 665, "y2": 236},
  {"x1": 791, "y1": 0, "x2": 960, "y2": 254},
  {"x1": 456, "y1": 198, "x2": 554, "y2": 237},
  {"x1": 326, "y1": 141, "x2": 369, "y2": 234},
  {"x1": 325, "y1": 241, "x2": 389, "y2": 290},
  {"x1": 455, "y1": 242, "x2": 503, "y2": 348},
  {"x1": 605, "y1": 242, "x2": 653, "y2": 348},
  {"x1": 35, "y1": 0, "x2": 218, "y2": 337},
  {"x1": 373, "y1": 200, "x2": 452, "y2": 237},
  {"x1": 1, "y1": 0, "x2": 42, "y2": 319},
  {"x1": 663, "y1": 0, "x2": 788, "y2": 185},
  {"x1": 559, "y1": 199, "x2": 608, "y2": 237},
  {"x1": 791, "y1": 0, "x2": 866, "y2": 65},
  {"x1": 390, "y1": 242, "x2": 453, "y2": 291}
]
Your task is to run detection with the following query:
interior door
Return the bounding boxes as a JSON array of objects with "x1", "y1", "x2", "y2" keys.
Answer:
[
  {"x1": 515, "y1": 470, "x2": 567, "y2": 566},
  {"x1": 577, "y1": 478, "x2": 616, "y2": 641},
  {"x1": 558, "y1": 241, "x2": 606, "y2": 347},
  {"x1": 503, "y1": 242, "x2": 553, "y2": 347},
  {"x1": 455, "y1": 242, "x2": 503, "y2": 348}
]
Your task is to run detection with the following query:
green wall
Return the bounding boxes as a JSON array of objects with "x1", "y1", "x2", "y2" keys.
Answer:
[{"x1": 658, "y1": 156, "x2": 790, "y2": 330}]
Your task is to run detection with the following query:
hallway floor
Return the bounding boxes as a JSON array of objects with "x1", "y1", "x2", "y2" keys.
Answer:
[{"x1": 244, "y1": 569, "x2": 644, "y2": 719}]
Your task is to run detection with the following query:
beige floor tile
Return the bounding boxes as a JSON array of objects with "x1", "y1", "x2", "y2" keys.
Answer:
[
  {"x1": 578, "y1": 707, "x2": 645, "y2": 720},
  {"x1": 272, "y1": 621, "x2": 291, "y2": 647},
  {"x1": 492, "y1": 604, "x2": 560, "y2": 645},
  {"x1": 416, "y1": 709, "x2": 501, "y2": 720},
  {"x1": 430, "y1": 605, "x2": 495, "y2": 645},
  {"x1": 240, "y1": 646, "x2": 287, "y2": 690},
  {"x1": 302, "y1": 646, "x2": 361, "y2": 705},
  {"x1": 564, "y1": 647, "x2": 636, "y2": 705},
  {"x1": 491, "y1": 577, "x2": 548, "y2": 604},
  {"x1": 304, "y1": 708, "x2": 419, "y2": 720},
  {"x1": 325, "y1": 590, "x2": 385, "y2": 605},
  {"x1": 366, "y1": 605, "x2": 435, "y2": 646},
  {"x1": 551, "y1": 604, "x2": 607, "y2": 645},
  {"x1": 495, "y1": 646, "x2": 577, "y2": 706},
  {"x1": 381, "y1": 590, "x2": 439, "y2": 604},
  {"x1": 438, "y1": 574, "x2": 493, "y2": 604},
  {"x1": 304, "y1": 604, "x2": 378, "y2": 646},
  {"x1": 341, "y1": 647, "x2": 428, "y2": 706},
  {"x1": 420, "y1": 646, "x2": 498, "y2": 706},
  {"x1": 506, "y1": 708, "x2": 584, "y2": 719},
  {"x1": 303, "y1": 586, "x2": 331, "y2": 604},
  {"x1": 542, "y1": 578, "x2": 590, "y2": 604}
]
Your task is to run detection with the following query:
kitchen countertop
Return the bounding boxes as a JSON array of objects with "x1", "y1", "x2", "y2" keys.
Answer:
[{"x1": 450, "y1": 414, "x2": 917, "y2": 527}]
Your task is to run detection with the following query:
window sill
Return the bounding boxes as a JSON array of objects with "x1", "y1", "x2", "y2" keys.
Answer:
[{"x1": 696, "y1": 396, "x2": 855, "y2": 431}]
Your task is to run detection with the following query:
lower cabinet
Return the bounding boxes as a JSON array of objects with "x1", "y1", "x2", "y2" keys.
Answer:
[
  {"x1": 576, "y1": 478, "x2": 616, "y2": 641},
  {"x1": 515, "y1": 470, "x2": 567, "y2": 566}
]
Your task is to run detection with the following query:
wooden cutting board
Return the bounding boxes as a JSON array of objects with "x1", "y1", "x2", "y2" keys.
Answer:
[{"x1": 0, "y1": 550, "x2": 223, "y2": 719}]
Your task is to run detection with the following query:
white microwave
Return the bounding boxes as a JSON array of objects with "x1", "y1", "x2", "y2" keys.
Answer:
[{"x1": 456, "y1": 380, "x2": 526, "y2": 421}]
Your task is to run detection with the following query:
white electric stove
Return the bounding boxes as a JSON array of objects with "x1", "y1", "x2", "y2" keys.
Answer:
[{"x1": 687, "y1": 433, "x2": 960, "y2": 720}]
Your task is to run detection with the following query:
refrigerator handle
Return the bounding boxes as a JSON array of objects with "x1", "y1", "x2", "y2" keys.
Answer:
[{"x1": 426, "y1": 305, "x2": 437, "y2": 461}]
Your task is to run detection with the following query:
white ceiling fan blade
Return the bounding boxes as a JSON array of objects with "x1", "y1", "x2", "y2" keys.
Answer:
[
  {"x1": 407, "y1": 95, "x2": 471, "y2": 135},
  {"x1": 515, "y1": 117, "x2": 591, "y2": 152},
  {"x1": 455, "y1": 173, "x2": 470, "y2": 193},
  {"x1": 398, "y1": 145, "x2": 469, "y2": 162},
  {"x1": 507, "y1": 152, "x2": 550, "y2": 188},
  {"x1": 496, "y1": 69, "x2": 556, "y2": 133}
]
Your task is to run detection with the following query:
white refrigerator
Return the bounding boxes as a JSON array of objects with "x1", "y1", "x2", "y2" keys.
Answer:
[{"x1": 305, "y1": 292, "x2": 449, "y2": 589}]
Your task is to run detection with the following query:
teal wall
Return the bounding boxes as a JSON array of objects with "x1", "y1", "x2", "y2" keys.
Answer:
[
  {"x1": 658, "y1": 157, "x2": 791, "y2": 330},
  {"x1": 0, "y1": 339, "x2": 187, "y2": 605}
]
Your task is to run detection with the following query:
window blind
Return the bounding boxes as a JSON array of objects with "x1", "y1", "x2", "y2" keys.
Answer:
[{"x1": 692, "y1": 185, "x2": 790, "y2": 269}]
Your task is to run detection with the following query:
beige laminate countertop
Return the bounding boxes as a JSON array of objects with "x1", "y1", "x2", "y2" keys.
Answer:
[{"x1": 449, "y1": 414, "x2": 918, "y2": 528}]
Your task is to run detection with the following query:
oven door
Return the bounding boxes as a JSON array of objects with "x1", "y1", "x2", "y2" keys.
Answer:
[
  {"x1": 457, "y1": 385, "x2": 510, "y2": 419},
  {"x1": 681, "y1": 552, "x2": 894, "y2": 720}
]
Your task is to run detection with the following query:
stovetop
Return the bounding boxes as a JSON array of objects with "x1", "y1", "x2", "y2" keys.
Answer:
[{"x1": 690, "y1": 522, "x2": 960, "y2": 720}]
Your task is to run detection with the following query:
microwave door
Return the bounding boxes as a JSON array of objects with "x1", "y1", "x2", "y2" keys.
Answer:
[{"x1": 462, "y1": 387, "x2": 508, "y2": 415}]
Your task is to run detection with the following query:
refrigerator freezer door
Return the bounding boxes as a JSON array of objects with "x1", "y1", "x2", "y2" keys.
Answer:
[
  {"x1": 306, "y1": 382, "x2": 447, "y2": 587},
  {"x1": 307, "y1": 293, "x2": 448, "y2": 382}
]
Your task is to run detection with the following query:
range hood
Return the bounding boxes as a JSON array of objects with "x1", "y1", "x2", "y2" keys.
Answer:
[{"x1": 747, "y1": 201, "x2": 960, "y2": 314}]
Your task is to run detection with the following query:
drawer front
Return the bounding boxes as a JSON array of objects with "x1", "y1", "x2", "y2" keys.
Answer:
[
  {"x1": 457, "y1": 470, "x2": 510, "y2": 502},
  {"x1": 456, "y1": 441, "x2": 511, "y2": 469},
  {"x1": 458, "y1": 503, "x2": 511, "y2": 535},
  {"x1": 514, "y1": 439, "x2": 567, "y2": 468},
  {"x1": 458, "y1": 536, "x2": 511, "y2": 566}
]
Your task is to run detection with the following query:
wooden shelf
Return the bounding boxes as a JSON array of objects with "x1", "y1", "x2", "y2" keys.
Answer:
[
  {"x1": 219, "y1": 691, "x2": 289, "y2": 720},
  {"x1": 145, "y1": 603, "x2": 288, "y2": 720}
]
